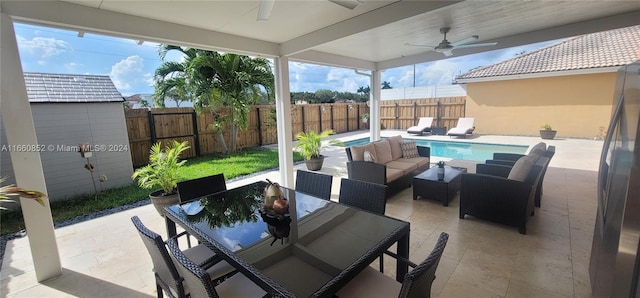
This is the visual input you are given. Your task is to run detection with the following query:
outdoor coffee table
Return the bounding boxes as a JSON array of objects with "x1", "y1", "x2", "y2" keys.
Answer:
[{"x1": 413, "y1": 165, "x2": 467, "y2": 206}]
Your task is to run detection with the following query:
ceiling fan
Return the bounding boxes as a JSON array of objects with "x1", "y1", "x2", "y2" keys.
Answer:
[
  {"x1": 257, "y1": 0, "x2": 361, "y2": 21},
  {"x1": 405, "y1": 27, "x2": 498, "y2": 57}
]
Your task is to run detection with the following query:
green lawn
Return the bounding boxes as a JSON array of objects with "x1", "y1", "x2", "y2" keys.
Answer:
[{"x1": 0, "y1": 148, "x2": 302, "y2": 235}]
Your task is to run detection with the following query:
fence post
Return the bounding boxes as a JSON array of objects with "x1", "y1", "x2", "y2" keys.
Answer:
[
  {"x1": 346, "y1": 105, "x2": 349, "y2": 132},
  {"x1": 330, "y1": 105, "x2": 334, "y2": 130},
  {"x1": 301, "y1": 105, "x2": 306, "y2": 132},
  {"x1": 395, "y1": 102, "x2": 399, "y2": 129},
  {"x1": 357, "y1": 104, "x2": 361, "y2": 130},
  {"x1": 191, "y1": 110, "x2": 201, "y2": 157},
  {"x1": 413, "y1": 102, "x2": 417, "y2": 125},
  {"x1": 319, "y1": 105, "x2": 322, "y2": 132},
  {"x1": 148, "y1": 109, "x2": 157, "y2": 144},
  {"x1": 437, "y1": 101, "x2": 441, "y2": 127},
  {"x1": 256, "y1": 107, "x2": 263, "y2": 146}
]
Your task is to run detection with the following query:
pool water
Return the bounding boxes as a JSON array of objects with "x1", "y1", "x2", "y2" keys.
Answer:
[{"x1": 343, "y1": 138, "x2": 527, "y2": 161}]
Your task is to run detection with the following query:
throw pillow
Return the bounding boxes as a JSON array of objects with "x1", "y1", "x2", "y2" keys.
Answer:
[
  {"x1": 507, "y1": 156, "x2": 535, "y2": 182},
  {"x1": 401, "y1": 141, "x2": 419, "y2": 158},
  {"x1": 364, "y1": 150, "x2": 375, "y2": 162}
]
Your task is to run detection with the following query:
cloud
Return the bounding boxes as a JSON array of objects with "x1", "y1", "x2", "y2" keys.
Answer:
[
  {"x1": 289, "y1": 62, "x2": 370, "y2": 92},
  {"x1": 109, "y1": 55, "x2": 150, "y2": 92},
  {"x1": 17, "y1": 35, "x2": 70, "y2": 58}
]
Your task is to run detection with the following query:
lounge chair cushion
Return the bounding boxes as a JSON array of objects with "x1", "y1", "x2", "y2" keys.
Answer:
[
  {"x1": 407, "y1": 117, "x2": 434, "y2": 134},
  {"x1": 387, "y1": 135, "x2": 404, "y2": 160},
  {"x1": 351, "y1": 143, "x2": 376, "y2": 161},
  {"x1": 373, "y1": 139, "x2": 393, "y2": 164},
  {"x1": 401, "y1": 141, "x2": 419, "y2": 158},
  {"x1": 507, "y1": 155, "x2": 535, "y2": 182}
]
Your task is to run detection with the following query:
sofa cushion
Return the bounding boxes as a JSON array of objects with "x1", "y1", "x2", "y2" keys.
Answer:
[
  {"x1": 399, "y1": 156, "x2": 430, "y2": 168},
  {"x1": 351, "y1": 143, "x2": 376, "y2": 161},
  {"x1": 386, "y1": 168, "x2": 404, "y2": 183},
  {"x1": 507, "y1": 156, "x2": 535, "y2": 182},
  {"x1": 386, "y1": 160, "x2": 418, "y2": 174},
  {"x1": 387, "y1": 135, "x2": 404, "y2": 160},
  {"x1": 401, "y1": 141, "x2": 419, "y2": 158},
  {"x1": 373, "y1": 139, "x2": 393, "y2": 164}
]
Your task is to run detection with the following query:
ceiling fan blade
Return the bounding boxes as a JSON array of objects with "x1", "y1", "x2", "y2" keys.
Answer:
[
  {"x1": 442, "y1": 50, "x2": 454, "y2": 57},
  {"x1": 329, "y1": 0, "x2": 361, "y2": 10},
  {"x1": 454, "y1": 42, "x2": 498, "y2": 49},
  {"x1": 257, "y1": 0, "x2": 275, "y2": 21},
  {"x1": 405, "y1": 42, "x2": 436, "y2": 48},
  {"x1": 451, "y1": 35, "x2": 478, "y2": 46}
]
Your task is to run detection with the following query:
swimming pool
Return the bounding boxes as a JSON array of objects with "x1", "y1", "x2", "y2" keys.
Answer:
[{"x1": 343, "y1": 138, "x2": 527, "y2": 161}]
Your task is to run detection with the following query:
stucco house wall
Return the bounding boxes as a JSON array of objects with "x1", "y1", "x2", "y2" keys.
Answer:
[{"x1": 465, "y1": 72, "x2": 617, "y2": 138}]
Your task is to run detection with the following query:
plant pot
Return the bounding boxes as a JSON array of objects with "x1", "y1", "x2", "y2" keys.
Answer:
[
  {"x1": 149, "y1": 189, "x2": 180, "y2": 217},
  {"x1": 540, "y1": 130, "x2": 557, "y2": 140},
  {"x1": 305, "y1": 155, "x2": 325, "y2": 171}
]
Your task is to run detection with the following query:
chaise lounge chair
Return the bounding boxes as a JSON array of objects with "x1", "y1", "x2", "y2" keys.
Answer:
[
  {"x1": 407, "y1": 117, "x2": 434, "y2": 135},
  {"x1": 447, "y1": 117, "x2": 475, "y2": 138}
]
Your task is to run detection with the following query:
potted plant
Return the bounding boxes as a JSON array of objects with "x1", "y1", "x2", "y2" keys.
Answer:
[
  {"x1": 361, "y1": 113, "x2": 370, "y2": 124},
  {"x1": 132, "y1": 141, "x2": 190, "y2": 216},
  {"x1": 295, "y1": 129, "x2": 343, "y2": 171},
  {"x1": 540, "y1": 124, "x2": 557, "y2": 140}
]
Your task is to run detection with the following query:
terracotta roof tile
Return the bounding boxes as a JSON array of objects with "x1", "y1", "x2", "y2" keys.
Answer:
[{"x1": 456, "y1": 25, "x2": 640, "y2": 81}]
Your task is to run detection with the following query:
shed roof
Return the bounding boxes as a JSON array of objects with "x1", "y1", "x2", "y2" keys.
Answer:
[
  {"x1": 24, "y1": 72, "x2": 123, "y2": 103},
  {"x1": 456, "y1": 25, "x2": 640, "y2": 81}
]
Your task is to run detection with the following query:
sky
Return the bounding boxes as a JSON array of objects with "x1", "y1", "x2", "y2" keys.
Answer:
[{"x1": 13, "y1": 22, "x2": 559, "y2": 97}]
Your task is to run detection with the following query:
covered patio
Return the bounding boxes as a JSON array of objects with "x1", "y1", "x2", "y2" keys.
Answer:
[
  {"x1": 2, "y1": 132, "x2": 601, "y2": 297},
  {"x1": 1, "y1": 0, "x2": 637, "y2": 295}
]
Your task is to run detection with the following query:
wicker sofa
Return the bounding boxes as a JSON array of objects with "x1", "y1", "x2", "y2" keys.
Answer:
[{"x1": 345, "y1": 135, "x2": 431, "y2": 198}]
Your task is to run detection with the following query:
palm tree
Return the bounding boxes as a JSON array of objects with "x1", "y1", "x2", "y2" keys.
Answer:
[
  {"x1": 154, "y1": 45, "x2": 274, "y2": 154},
  {"x1": 381, "y1": 81, "x2": 392, "y2": 89}
]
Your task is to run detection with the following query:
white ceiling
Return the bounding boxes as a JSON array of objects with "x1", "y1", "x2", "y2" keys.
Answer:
[{"x1": 3, "y1": 0, "x2": 640, "y2": 71}]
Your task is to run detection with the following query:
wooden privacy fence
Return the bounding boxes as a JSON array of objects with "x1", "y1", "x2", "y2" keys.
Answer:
[
  {"x1": 125, "y1": 98, "x2": 465, "y2": 167},
  {"x1": 125, "y1": 103, "x2": 369, "y2": 167},
  {"x1": 380, "y1": 97, "x2": 466, "y2": 130}
]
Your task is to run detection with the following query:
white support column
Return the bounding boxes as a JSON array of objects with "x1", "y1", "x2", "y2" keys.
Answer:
[
  {"x1": 0, "y1": 13, "x2": 62, "y2": 281},
  {"x1": 273, "y1": 56, "x2": 294, "y2": 188},
  {"x1": 370, "y1": 70, "x2": 382, "y2": 141}
]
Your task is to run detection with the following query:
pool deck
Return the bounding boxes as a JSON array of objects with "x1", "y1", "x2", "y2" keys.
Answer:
[{"x1": 1, "y1": 131, "x2": 603, "y2": 297}]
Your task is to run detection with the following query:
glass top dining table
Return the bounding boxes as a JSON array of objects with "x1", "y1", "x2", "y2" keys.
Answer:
[{"x1": 164, "y1": 180, "x2": 410, "y2": 297}]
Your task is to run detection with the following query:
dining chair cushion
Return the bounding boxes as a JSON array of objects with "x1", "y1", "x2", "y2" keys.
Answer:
[
  {"x1": 336, "y1": 266, "x2": 401, "y2": 297},
  {"x1": 214, "y1": 271, "x2": 267, "y2": 297}
]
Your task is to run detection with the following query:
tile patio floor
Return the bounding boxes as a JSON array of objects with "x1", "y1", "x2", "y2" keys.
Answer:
[{"x1": 1, "y1": 131, "x2": 602, "y2": 297}]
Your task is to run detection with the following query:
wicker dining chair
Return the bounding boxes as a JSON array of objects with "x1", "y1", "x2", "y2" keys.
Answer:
[
  {"x1": 338, "y1": 178, "x2": 387, "y2": 272},
  {"x1": 131, "y1": 216, "x2": 235, "y2": 298},
  {"x1": 295, "y1": 169, "x2": 333, "y2": 200},
  {"x1": 337, "y1": 232, "x2": 449, "y2": 298},
  {"x1": 338, "y1": 178, "x2": 386, "y2": 215},
  {"x1": 177, "y1": 173, "x2": 227, "y2": 203},
  {"x1": 166, "y1": 237, "x2": 267, "y2": 298}
]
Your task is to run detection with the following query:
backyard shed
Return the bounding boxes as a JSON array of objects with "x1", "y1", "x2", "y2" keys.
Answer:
[
  {"x1": 455, "y1": 25, "x2": 640, "y2": 139},
  {"x1": 1, "y1": 72, "x2": 133, "y2": 202}
]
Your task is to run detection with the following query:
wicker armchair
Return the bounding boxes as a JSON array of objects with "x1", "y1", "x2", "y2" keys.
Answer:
[
  {"x1": 177, "y1": 173, "x2": 226, "y2": 203},
  {"x1": 337, "y1": 232, "x2": 449, "y2": 298},
  {"x1": 460, "y1": 157, "x2": 549, "y2": 234},
  {"x1": 131, "y1": 216, "x2": 235, "y2": 298},
  {"x1": 295, "y1": 169, "x2": 333, "y2": 200},
  {"x1": 486, "y1": 145, "x2": 555, "y2": 207},
  {"x1": 166, "y1": 237, "x2": 266, "y2": 298}
]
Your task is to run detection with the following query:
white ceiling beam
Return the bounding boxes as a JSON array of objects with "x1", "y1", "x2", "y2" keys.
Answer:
[
  {"x1": 280, "y1": 0, "x2": 462, "y2": 57},
  {"x1": 1, "y1": 0, "x2": 280, "y2": 57},
  {"x1": 377, "y1": 9, "x2": 640, "y2": 70},
  {"x1": 289, "y1": 50, "x2": 375, "y2": 71}
]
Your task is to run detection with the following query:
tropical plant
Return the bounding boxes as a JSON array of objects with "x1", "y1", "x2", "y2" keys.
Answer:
[
  {"x1": 1, "y1": 177, "x2": 46, "y2": 210},
  {"x1": 154, "y1": 45, "x2": 275, "y2": 155},
  {"x1": 541, "y1": 123, "x2": 553, "y2": 131},
  {"x1": 294, "y1": 129, "x2": 343, "y2": 160},
  {"x1": 381, "y1": 81, "x2": 393, "y2": 89},
  {"x1": 132, "y1": 141, "x2": 190, "y2": 195}
]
